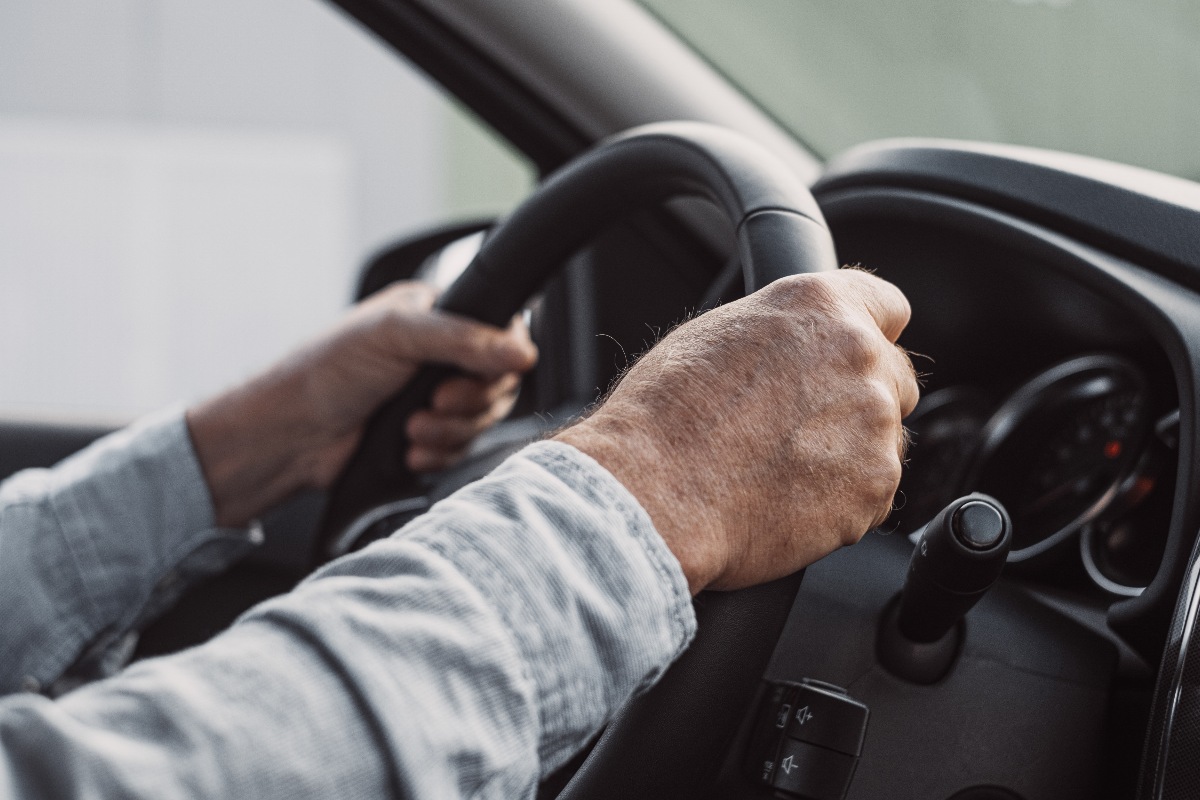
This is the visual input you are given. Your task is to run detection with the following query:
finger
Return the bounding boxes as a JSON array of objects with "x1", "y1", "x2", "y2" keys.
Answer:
[
  {"x1": 432, "y1": 373, "x2": 522, "y2": 416},
  {"x1": 407, "y1": 409, "x2": 497, "y2": 450},
  {"x1": 871, "y1": 494, "x2": 898, "y2": 531},
  {"x1": 378, "y1": 308, "x2": 539, "y2": 377},
  {"x1": 407, "y1": 444, "x2": 469, "y2": 473},
  {"x1": 870, "y1": 454, "x2": 906, "y2": 530},
  {"x1": 892, "y1": 345, "x2": 921, "y2": 418},
  {"x1": 899, "y1": 425, "x2": 913, "y2": 463},
  {"x1": 835, "y1": 268, "x2": 912, "y2": 343}
]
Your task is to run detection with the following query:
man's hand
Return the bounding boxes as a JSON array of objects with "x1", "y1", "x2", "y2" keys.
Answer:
[
  {"x1": 555, "y1": 270, "x2": 918, "y2": 594},
  {"x1": 188, "y1": 282, "x2": 538, "y2": 528}
]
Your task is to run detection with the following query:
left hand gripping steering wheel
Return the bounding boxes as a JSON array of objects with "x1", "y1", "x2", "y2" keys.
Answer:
[{"x1": 319, "y1": 121, "x2": 839, "y2": 798}]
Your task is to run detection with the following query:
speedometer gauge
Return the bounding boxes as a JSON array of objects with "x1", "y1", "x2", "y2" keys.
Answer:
[{"x1": 966, "y1": 354, "x2": 1150, "y2": 563}]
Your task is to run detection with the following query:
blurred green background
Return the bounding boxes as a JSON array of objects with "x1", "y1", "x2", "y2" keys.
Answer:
[{"x1": 642, "y1": 0, "x2": 1200, "y2": 180}]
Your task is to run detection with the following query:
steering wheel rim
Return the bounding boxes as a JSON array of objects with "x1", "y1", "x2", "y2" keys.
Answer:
[{"x1": 319, "y1": 121, "x2": 839, "y2": 798}]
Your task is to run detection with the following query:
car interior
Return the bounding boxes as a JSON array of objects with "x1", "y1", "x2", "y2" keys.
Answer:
[{"x1": 5, "y1": 1, "x2": 1200, "y2": 799}]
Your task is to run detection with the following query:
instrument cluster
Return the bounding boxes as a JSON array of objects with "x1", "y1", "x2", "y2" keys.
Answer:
[{"x1": 892, "y1": 353, "x2": 1178, "y2": 597}]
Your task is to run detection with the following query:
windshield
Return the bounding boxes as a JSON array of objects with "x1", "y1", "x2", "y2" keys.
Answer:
[{"x1": 638, "y1": 0, "x2": 1200, "y2": 181}]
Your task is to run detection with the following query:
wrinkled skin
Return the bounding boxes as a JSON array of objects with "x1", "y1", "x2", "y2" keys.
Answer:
[{"x1": 557, "y1": 269, "x2": 919, "y2": 593}]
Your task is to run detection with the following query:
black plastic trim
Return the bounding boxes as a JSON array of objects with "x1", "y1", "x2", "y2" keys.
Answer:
[
  {"x1": 0, "y1": 421, "x2": 115, "y2": 482},
  {"x1": 816, "y1": 141, "x2": 1200, "y2": 294},
  {"x1": 355, "y1": 218, "x2": 494, "y2": 301},
  {"x1": 322, "y1": 120, "x2": 836, "y2": 548},
  {"x1": 1147, "y1": 545, "x2": 1200, "y2": 798},
  {"x1": 815, "y1": 186, "x2": 1200, "y2": 660},
  {"x1": 816, "y1": 185, "x2": 1200, "y2": 798}
]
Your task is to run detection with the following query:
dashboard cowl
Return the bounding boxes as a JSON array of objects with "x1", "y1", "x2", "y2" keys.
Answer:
[{"x1": 815, "y1": 139, "x2": 1200, "y2": 292}]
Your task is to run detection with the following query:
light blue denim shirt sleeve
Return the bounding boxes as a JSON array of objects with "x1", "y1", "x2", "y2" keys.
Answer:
[
  {"x1": 0, "y1": 409, "x2": 261, "y2": 696},
  {"x1": 0, "y1": 440, "x2": 698, "y2": 799}
]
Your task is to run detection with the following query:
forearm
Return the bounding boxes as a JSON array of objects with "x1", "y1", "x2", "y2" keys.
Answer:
[
  {"x1": 187, "y1": 363, "x2": 345, "y2": 528},
  {"x1": 0, "y1": 442, "x2": 695, "y2": 798},
  {"x1": 0, "y1": 410, "x2": 258, "y2": 696}
]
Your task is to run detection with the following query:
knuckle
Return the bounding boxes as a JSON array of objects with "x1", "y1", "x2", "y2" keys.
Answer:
[
  {"x1": 871, "y1": 273, "x2": 912, "y2": 315},
  {"x1": 845, "y1": 412, "x2": 905, "y2": 542},
  {"x1": 762, "y1": 273, "x2": 839, "y2": 312},
  {"x1": 860, "y1": 462, "x2": 902, "y2": 536},
  {"x1": 749, "y1": 307, "x2": 801, "y2": 347},
  {"x1": 833, "y1": 323, "x2": 879, "y2": 371},
  {"x1": 881, "y1": 450, "x2": 904, "y2": 492},
  {"x1": 834, "y1": 266, "x2": 884, "y2": 298},
  {"x1": 840, "y1": 266, "x2": 900, "y2": 303},
  {"x1": 892, "y1": 287, "x2": 913, "y2": 326},
  {"x1": 846, "y1": 378, "x2": 897, "y2": 432},
  {"x1": 897, "y1": 358, "x2": 921, "y2": 415},
  {"x1": 840, "y1": 524, "x2": 869, "y2": 548},
  {"x1": 866, "y1": 379, "x2": 900, "y2": 426},
  {"x1": 863, "y1": 449, "x2": 900, "y2": 499}
]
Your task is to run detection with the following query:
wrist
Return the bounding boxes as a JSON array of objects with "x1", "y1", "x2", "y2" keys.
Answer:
[
  {"x1": 187, "y1": 368, "x2": 322, "y2": 527},
  {"x1": 553, "y1": 412, "x2": 727, "y2": 594}
]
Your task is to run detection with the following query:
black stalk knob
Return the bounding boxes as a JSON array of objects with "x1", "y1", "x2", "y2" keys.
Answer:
[
  {"x1": 878, "y1": 494, "x2": 1012, "y2": 684},
  {"x1": 897, "y1": 494, "x2": 1012, "y2": 643}
]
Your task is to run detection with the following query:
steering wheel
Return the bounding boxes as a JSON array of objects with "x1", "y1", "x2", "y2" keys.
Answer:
[{"x1": 319, "y1": 121, "x2": 839, "y2": 798}]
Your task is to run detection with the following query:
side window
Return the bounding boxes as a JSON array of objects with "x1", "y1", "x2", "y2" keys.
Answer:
[{"x1": 0, "y1": 1, "x2": 533, "y2": 418}]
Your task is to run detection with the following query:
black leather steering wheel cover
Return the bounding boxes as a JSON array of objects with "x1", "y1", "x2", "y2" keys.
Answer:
[
  {"x1": 318, "y1": 121, "x2": 839, "y2": 798},
  {"x1": 438, "y1": 121, "x2": 836, "y2": 326},
  {"x1": 319, "y1": 121, "x2": 838, "y2": 542},
  {"x1": 558, "y1": 572, "x2": 806, "y2": 800}
]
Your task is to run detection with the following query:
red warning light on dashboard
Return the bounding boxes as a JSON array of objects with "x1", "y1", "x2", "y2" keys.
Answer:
[{"x1": 1104, "y1": 440, "x2": 1122, "y2": 459}]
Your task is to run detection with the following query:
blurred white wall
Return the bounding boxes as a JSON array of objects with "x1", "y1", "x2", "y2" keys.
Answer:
[
  {"x1": 0, "y1": 0, "x2": 527, "y2": 417},
  {"x1": 0, "y1": 119, "x2": 353, "y2": 415}
]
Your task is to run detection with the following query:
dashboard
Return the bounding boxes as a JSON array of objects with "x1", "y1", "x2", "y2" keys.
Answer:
[
  {"x1": 768, "y1": 141, "x2": 1200, "y2": 799},
  {"x1": 817, "y1": 199, "x2": 1184, "y2": 613},
  {"x1": 813, "y1": 149, "x2": 1200, "y2": 658},
  {"x1": 332, "y1": 138, "x2": 1200, "y2": 799},
  {"x1": 896, "y1": 353, "x2": 1176, "y2": 598}
]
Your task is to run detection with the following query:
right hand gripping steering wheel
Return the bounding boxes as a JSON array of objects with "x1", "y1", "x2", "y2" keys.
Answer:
[{"x1": 320, "y1": 121, "x2": 839, "y2": 798}]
